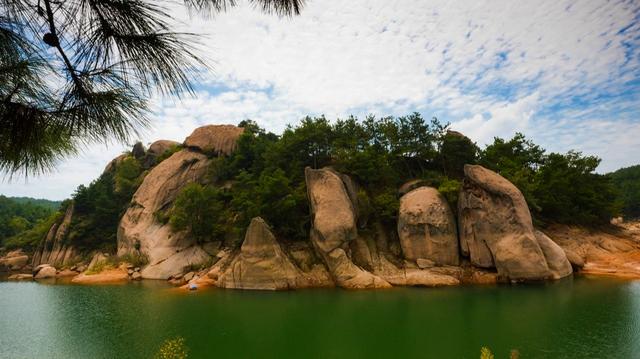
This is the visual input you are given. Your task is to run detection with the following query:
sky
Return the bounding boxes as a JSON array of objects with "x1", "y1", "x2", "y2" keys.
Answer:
[{"x1": 2, "y1": 0, "x2": 639, "y2": 200}]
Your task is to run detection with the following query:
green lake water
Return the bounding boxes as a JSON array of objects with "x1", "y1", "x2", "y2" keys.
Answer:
[{"x1": 1, "y1": 277, "x2": 639, "y2": 359}]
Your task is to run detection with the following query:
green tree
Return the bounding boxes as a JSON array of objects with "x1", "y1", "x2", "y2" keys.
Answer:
[
  {"x1": 480, "y1": 133, "x2": 545, "y2": 212},
  {"x1": 437, "y1": 130, "x2": 478, "y2": 179},
  {"x1": 534, "y1": 152, "x2": 618, "y2": 224},
  {"x1": 608, "y1": 165, "x2": 640, "y2": 219},
  {"x1": 7, "y1": 215, "x2": 30, "y2": 235},
  {"x1": 169, "y1": 183, "x2": 227, "y2": 243}
]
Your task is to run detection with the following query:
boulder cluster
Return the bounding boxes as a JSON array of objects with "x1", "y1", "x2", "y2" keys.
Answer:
[
  {"x1": 115, "y1": 124, "x2": 572, "y2": 290},
  {"x1": 11, "y1": 124, "x2": 573, "y2": 290}
]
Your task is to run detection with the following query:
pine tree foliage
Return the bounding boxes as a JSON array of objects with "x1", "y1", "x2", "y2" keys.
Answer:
[{"x1": 0, "y1": 0, "x2": 304, "y2": 175}]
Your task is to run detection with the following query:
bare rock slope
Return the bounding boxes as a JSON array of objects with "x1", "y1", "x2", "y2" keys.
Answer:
[{"x1": 118, "y1": 125, "x2": 244, "y2": 279}]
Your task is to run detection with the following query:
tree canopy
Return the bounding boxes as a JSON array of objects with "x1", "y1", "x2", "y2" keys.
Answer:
[
  {"x1": 168, "y1": 115, "x2": 621, "y2": 245},
  {"x1": 0, "y1": 0, "x2": 304, "y2": 175},
  {"x1": 608, "y1": 165, "x2": 640, "y2": 219}
]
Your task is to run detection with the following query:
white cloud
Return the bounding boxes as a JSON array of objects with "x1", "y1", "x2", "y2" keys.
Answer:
[{"x1": 1, "y1": 0, "x2": 638, "y2": 199}]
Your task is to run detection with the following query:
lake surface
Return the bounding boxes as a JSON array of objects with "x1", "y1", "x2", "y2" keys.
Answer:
[{"x1": 1, "y1": 277, "x2": 639, "y2": 359}]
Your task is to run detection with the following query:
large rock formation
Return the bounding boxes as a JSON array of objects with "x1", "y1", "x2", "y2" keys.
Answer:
[
  {"x1": 458, "y1": 165, "x2": 572, "y2": 281},
  {"x1": 217, "y1": 217, "x2": 313, "y2": 290},
  {"x1": 32, "y1": 203, "x2": 77, "y2": 267},
  {"x1": 398, "y1": 187, "x2": 459, "y2": 266},
  {"x1": 184, "y1": 124, "x2": 244, "y2": 155},
  {"x1": 118, "y1": 125, "x2": 244, "y2": 279},
  {"x1": 0, "y1": 250, "x2": 29, "y2": 272},
  {"x1": 117, "y1": 149, "x2": 212, "y2": 279},
  {"x1": 305, "y1": 167, "x2": 391, "y2": 289}
]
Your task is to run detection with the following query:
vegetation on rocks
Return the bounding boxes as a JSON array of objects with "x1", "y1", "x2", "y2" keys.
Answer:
[
  {"x1": 67, "y1": 153, "x2": 145, "y2": 252},
  {"x1": 608, "y1": 165, "x2": 640, "y2": 219},
  {"x1": 0, "y1": 195, "x2": 59, "y2": 243},
  {"x1": 480, "y1": 134, "x2": 618, "y2": 225},
  {"x1": 169, "y1": 114, "x2": 621, "y2": 244}
]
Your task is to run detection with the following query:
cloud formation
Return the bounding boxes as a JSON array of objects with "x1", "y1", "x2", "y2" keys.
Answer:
[{"x1": 2, "y1": 0, "x2": 639, "y2": 199}]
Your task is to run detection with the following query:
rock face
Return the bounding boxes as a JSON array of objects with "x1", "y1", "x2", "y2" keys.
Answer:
[
  {"x1": 103, "y1": 153, "x2": 128, "y2": 173},
  {"x1": 142, "y1": 140, "x2": 180, "y2": 168},
  {"x1": 305, "y1": 167, "x2": 390, "y2": 289},
  {"x1": 32, "y1": 203, "x2": 77, "y2": 268},
  {"x1": 132, "y1": 142, "x2": 146, "y2": 159},
  {"x1": 534, "y1": 230, "x2": 573, "y2": 279},
  {"x1": 117, "y1": 148, "x2": 212, "y2": 279},
  {"x1": 398, "y1": 187, "x2": 459, "y2": 266},
  {"x1": 184, "y1": 125, "x2": 244, "y2": 155},
  {"x1": 0, "y1": 250, "x2": 29, "y2": 271},
  {"x1": 148, "y1": 140, "x2": 179, "y2": 157},
  {"x1": 34, "y1": 265, "x2": 56, "y2": 279},
  {"x1": 458, "y1": 165, "x2": 571, "y2": 281},
  {"x1": 217, "y1": 217, "x2": 312, "y2": 290}
]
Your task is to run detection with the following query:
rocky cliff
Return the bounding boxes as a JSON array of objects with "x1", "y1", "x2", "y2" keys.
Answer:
[
  {"x1": 11, "y1": 124, "x2": 590, "y2": 289},
  {"x1": 31, "y1": 203, "x2": 77, "y2": 267}
]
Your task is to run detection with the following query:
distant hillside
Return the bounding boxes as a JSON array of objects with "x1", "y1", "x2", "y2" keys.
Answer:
[
  {"x1": 7, "y1": 197, "x2": 62, "y2": 210},
  {"x1": 0, "y1": 195, "x2": 61, "y2": 247},
  {"x1": 609, "y1": 165, "x2": 640, "y2": 219}
]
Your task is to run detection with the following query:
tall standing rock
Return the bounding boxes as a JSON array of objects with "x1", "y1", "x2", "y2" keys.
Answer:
[
  {"x1": 458, "y1": 165, "x2": 571, "y2": 281},
  {"x1": 117, "y1": 149, "x2": 212, "y2": 279},
  {"x1": 305, "y1": 167, "x2": 391, "y2": 289},
  {"x1": 118, "y1": 125, "x2": 244, "y2": 279},
  {"x1": 32, "y1": 203, "x2": 76, "y2": 267},
  {"x1": 217, "y1": 217, "x2": 312, "y2": 290},
  {"x1": 398, "y1": 187, "x2": 459, "y2": 266}
]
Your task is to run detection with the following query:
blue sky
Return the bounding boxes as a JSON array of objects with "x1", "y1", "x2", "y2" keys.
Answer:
[{"x1": 1, "y1": 0, "x2": 639, "y2": 200}]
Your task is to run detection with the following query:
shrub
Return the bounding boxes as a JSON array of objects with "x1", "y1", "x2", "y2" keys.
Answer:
[
  {"x1": 156, "y1": 144, "x2": 183, "y2": 164},
  {"x1": 118, "y1": 252, "x2": 149, "y2": 267},
  {"x1": 154, "y1": 337, "x2": 188, "y2": 359},
  {"x1": 480, "y1": 347, "x2": 494, "y2": 359},
  {"x1": 169, "y1": 183, "x2": 228, "y2": 243}
]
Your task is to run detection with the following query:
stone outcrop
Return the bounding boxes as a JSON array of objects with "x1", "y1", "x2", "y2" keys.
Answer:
[
  {"x1": 350, "y1": 225, "x2": 460, "y2": 287},
  {"x1": 118, "y1": 125, "x2": 245, "y2": 280},
  {"x1": 32, "y1": 203, "x2": 78, "y2": 268},
  {"x1": 148, "y1": 140, "x2": 180, "y2": 157},
  {"x1": 117, "y1": 149, "x2": 212, "y2": 279},
  {"x1": 0, "y1": 250, "x2": 29, "y2": 271},
  {"x1": 217, "y1": 217, "x2": 314, "y2": 290},
  {"x1": 184, "y1": 124, "x2": 244, "y2": 155},
  {"x1": 142, "y1": 140, "x2": 180, "y2": 168},
  {"x1": 305, "y1": 167, "x2": 391, "y2": 289},
  {"x1": 73, "y1": 266, "x2": 129, "y2": 284},
  {"x1": 103, "y1": 154, "x2": 128, "y2": 174},
  {"x1": 34, "y1": 265, "x2": 56, "y2": 279},
  {"x1": 534, "y1": 230, "x2": 573, "y2": 279},
  {"x1": 458, "y1": 165, "x2": 571, "y2": 281},
  {"x1": 398, "y1": 187, "x2": 459, "y2": 266},
  {"x1": 132, "y1": 141, "x2": 146, "y2": 159}
]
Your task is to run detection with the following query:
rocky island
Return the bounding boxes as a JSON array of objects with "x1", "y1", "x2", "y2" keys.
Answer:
[{"x1": 2, "y1": 121, "x2": 638, "y2": 290}]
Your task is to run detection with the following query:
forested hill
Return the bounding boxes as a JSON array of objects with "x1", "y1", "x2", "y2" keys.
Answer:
[
  {"x1": 608, "y1": 165, "x2": 640, "y2": 219},
  {"x1": 5, "y1": 197, "x2": 62, "y2": 211},
  {"x1": 0, "y1": 196, "x2": 61, "y2": 249}
]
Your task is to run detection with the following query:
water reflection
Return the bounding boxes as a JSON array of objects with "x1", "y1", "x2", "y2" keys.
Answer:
[{"x1": 0, "y1": 277, "x2": 639, "y2": 358}]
